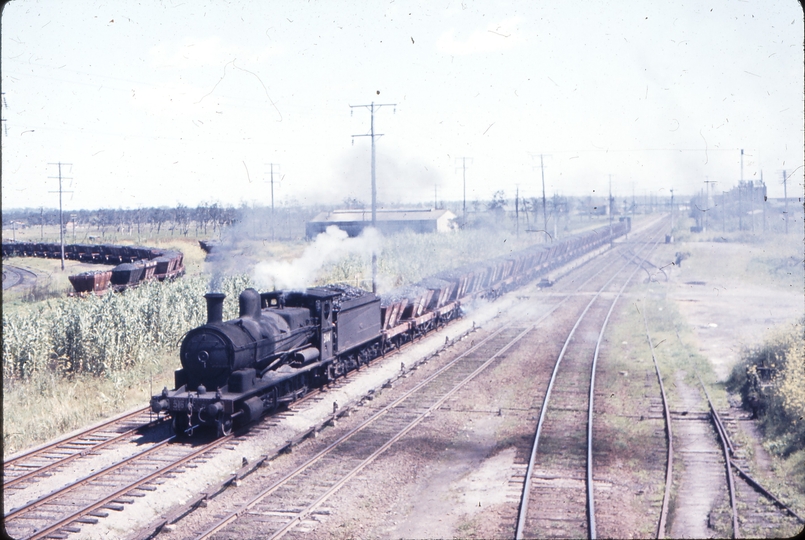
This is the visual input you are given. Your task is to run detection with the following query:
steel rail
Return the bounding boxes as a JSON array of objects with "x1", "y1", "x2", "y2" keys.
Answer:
[
  {"x1": 5, "y1": 434, "x2": 178, "y2": 523},
  {"x1": 731, "y1": 462, "x2": 805, "y2": 524},
  {"x1": 702, "y1": 377, "x2": 805, "y2": 528},
  {"x1": 266, "y1": 324, "x2": 538, "y2": 540},
  {"x1": 640, "y1": 300, "x2": 674, "y2": 539},
  {"x1": 697, "y1": 373, "x2": 740, "y2": 539},
  {"x1": 3, "y1": 409, "x2": 158, "y2": 489},
  {"x1": 585, "y1": 237, "x2": 659, "y2": 538},
  {"x1": 195, "y1": 324, "x2": 529, "y2": 540},
  {"x1": 3, "y1": 406, "x2": 151, "y2": 469},
  {"x1": 516, "y1": 219, "x2": 667, "y2": 539},
  {"x1": 22, "y1": 431, "x2": 236, "y2": 540},
  {"x1": 193, "y1": 225, "x2": 645, "y2": 540}
]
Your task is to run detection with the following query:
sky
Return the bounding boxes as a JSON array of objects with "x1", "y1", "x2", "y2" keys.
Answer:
[{"x1": 1, "y1": 0, "x2": 803, "y2": 211}]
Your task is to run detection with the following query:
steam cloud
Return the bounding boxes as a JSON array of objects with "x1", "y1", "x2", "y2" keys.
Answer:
[{"x1": 253, "y1": 225, "x2": 381, "y2": 291}]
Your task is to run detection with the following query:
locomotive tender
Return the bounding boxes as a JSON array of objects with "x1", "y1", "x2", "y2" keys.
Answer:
[{"x1": 152, "y1": 219, "x2": 631, "y2": 437}]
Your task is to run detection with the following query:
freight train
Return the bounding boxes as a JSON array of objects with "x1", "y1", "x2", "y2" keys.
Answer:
[
  {"x1": 151, "y1": 219, "x2": 631, "y2": 437},
  {"x1": 1, "y1": 241, "x2": 185, "y2": 293}
]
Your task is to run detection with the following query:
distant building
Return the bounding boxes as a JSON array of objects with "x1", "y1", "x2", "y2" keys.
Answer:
[{"x1": 306, "y1": 208, "x2": 457, "y2": 238}]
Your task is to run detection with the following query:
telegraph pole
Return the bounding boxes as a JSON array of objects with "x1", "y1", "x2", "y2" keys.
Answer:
[
  {"x1": 529, "y1": 153, "x2": 551, "y2": 237},
  {"x1": 669, "y1": 188, "x2": 674, "y2": 231},
  {"x1": 750, "y1": 179, "x2": 756, "y2": 233},
  {"x1": 739, "y1": 149, "x2": 744, "y2": 231},
  {"x1": 761, "y1": 170, "x2": 766, "y2": 234},
  {"x1": 48, "y1": 162, "x2": 73, "y2": 270},
  {"x1": 608, "y1": 175, "x2": 613, "y2": 245},
  {"x1": 515, "y1": 184, "x2": 520, "y2": 238},
  {"x1": 265, "y1": 163, "x2": 281, "y2": 242},
  {"x1": 351, "y1": 101, "x2": 396, "y2": 293},
  {"x1": 703, "y1": 178, "x2": 717, "y2": 234},
  {"x1": 783, "y1": 170, "x2": 789, "y2": 234},
  {"x1": 455, "y1": 157, "x2": 472, "y2": 227}
]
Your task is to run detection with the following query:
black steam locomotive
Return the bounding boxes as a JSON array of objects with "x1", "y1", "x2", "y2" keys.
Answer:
[
  {"x1": 151, "y1": 285, "x2": 384, "y2": 436},
  {"x1": 152, "y1": 219, "x2": 632, "y2": 437}
]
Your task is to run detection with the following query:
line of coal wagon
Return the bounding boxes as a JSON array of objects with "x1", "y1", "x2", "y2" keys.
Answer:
[{"x1": 1, "y1": 241, "x2": 185, "y2": 293}]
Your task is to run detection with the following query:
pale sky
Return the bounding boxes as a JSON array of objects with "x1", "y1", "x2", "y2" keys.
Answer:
[{"x1": 2, "y1": 0, "x2": 803, "y2": 211}]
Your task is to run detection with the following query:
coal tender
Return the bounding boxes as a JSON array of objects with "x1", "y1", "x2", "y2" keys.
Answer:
[{"x1": 151, "y1": 286, "x2": 381, "y2": 437}]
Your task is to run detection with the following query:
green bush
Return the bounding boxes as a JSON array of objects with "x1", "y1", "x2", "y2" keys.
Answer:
[{"x1": 727, "y1": 319, "x2": 805, "y2": 457}]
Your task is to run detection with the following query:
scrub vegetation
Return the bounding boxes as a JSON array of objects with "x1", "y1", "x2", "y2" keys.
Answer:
[{"x1": 727, "y1": 321, "x2": 805, "y2": 491}]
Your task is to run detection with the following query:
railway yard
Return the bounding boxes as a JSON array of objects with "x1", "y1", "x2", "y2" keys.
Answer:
[{"x1": 3, "y1": 217, "x2": 804, "y2": 539}]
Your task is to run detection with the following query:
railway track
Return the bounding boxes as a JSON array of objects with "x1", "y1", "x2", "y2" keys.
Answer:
[
  {"x1": 123, "y1": 220, "x2": 670, "y2": 540},
  {"x1": 4, "y1": 220, "x2": 661, "y2": 540},
  {"x1": 3, "y1": 407, "x2": 156, "y2": 491},
  {"x1": 2, "y1": 265, "x2": 37, "y2": 290},
  {"x1": 698, "y1": 374, "x2": 804, "y2": 538},
  {"x1": 512, "y1": 224, "x2": 665, "y2": 539},
  {"x1": 630, "y1": 305, "x2": 805, "y2": 539},
  {"x1": 1, "y1": 364, "x2": 367, "y2": 540}
]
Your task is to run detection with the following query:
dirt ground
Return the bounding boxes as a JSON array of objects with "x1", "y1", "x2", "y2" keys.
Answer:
[{"x1": 666, "y1": 241, "x2": 803, "y2": 381}]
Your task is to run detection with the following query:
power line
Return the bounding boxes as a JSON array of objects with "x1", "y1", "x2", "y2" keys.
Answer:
[
  {"x1": 48, "y1": 162, "x2": 73, "y2": 271},
  {"x1": 265, "y1": 163, "x2": 281, "y2": 242},
  {"x1": 454, "y1": 157, "x2": 472, "y2": 227},
  {"x1": 529, "y1": 153, "x2": 552, "y2": 236},
  {"x1": 350, "y1": 101, "x2": 395, "y2": 294}
]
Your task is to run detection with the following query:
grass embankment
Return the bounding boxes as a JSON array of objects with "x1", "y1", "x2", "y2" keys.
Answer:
[{"x1": 3, "y1": 275, "x2": 250, "y2": 457}]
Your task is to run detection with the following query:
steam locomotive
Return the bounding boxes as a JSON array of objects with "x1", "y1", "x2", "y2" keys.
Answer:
[{"x1": 151, "y1": 219, "x2": 631, "y2": 437}]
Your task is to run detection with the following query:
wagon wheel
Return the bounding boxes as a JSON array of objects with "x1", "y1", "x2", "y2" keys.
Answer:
[{"x1": 216, "y1": 417, "x2": 233, "y2": 437}]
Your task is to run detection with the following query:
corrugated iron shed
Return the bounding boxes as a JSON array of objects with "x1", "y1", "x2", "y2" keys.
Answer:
[{"x1": 306, "y1": 208, "x2": 457, "y2": 238}]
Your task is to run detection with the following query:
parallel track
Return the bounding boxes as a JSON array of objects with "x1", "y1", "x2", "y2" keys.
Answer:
[
  {"x1": 4, "y1": 221, "x2": 652, "y2": 540},
  {"x1": 514, "y1": 222, "x2": 665, "y2": 539},
  {"x1": 629, "y1": 309, "x2": 805, "y2": 538},
  {"x1": 171, "y1": 221, "x2": 668, "y2": 540},
  {"x1": 3, "y1": 407, "x2": 155, "y2": 490}
]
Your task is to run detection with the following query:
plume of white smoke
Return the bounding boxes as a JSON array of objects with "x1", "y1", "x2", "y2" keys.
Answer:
[{"x1": 253, "y1": 225, "x2": 382, "y2": 291}]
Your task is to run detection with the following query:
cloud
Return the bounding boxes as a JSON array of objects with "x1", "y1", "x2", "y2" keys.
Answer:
[{"x1": 436, "y1": 17, "x2": 523, "y2": 56}]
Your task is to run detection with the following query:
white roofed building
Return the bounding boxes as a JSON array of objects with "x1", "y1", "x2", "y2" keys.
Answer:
[{"x1": 306, "y1": 208, "x2": 457, "y2": 238}]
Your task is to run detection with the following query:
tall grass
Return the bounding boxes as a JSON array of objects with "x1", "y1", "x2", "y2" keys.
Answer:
[{"x1": 3, "y1": 274, "x2": 252, "y2": 381}]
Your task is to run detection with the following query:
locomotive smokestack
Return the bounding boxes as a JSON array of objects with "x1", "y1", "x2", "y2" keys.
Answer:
[{"x1": 205, "y1": 292, "x2": 226, "y2": 324}]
